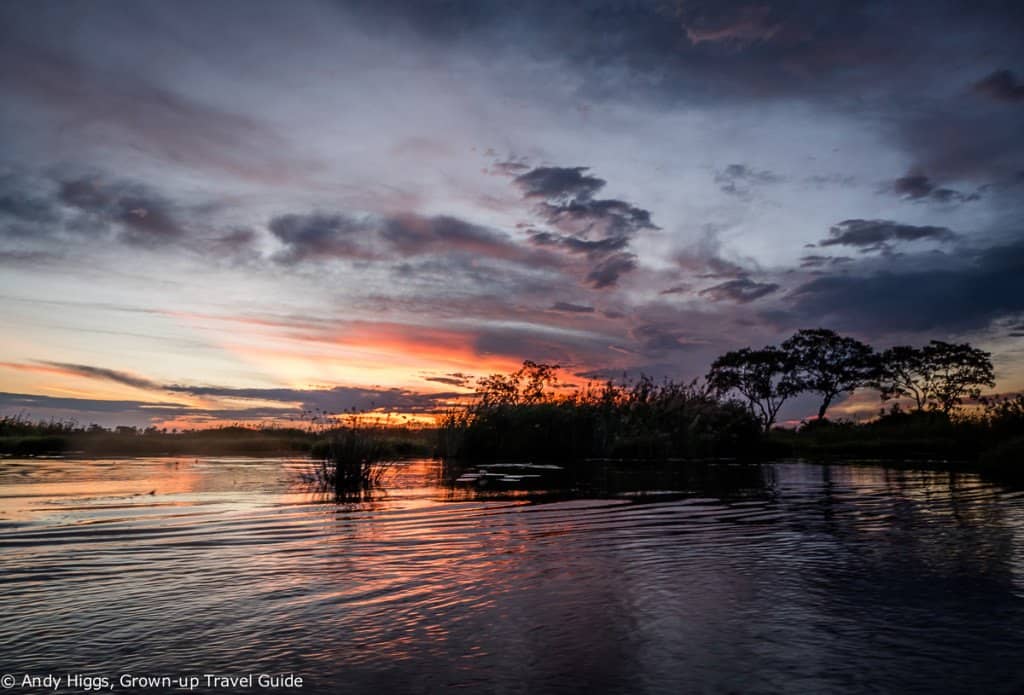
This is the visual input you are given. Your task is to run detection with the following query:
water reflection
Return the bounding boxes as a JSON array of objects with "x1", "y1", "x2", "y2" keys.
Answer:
[{"x1": 1, "y1": 457, "x2": 1024, "y2": 693}]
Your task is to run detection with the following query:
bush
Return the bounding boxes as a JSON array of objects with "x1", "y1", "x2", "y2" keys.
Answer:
[{"x1": 439, "y1": 368, "x2": 762, "y2": 463}]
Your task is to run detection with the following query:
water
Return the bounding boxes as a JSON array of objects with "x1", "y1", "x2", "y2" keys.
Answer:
[{"x1": 2, "y1": 457, "x2": 1024, "y2": 694}]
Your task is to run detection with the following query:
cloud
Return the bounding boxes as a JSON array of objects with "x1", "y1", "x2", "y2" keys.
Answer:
[
  {"x1": 549, "y1": 301, "x2": 595, "y2": 314},
  {"x1": 0, "y1": 38, "x2": 309, "y2": 184},
  {"x1": 674, "y1": 228, "x2": 749, "y2": 278},
  {"x1": 509, "y1": 164, "x2": 657, "y2": 288},
  {"x1": 490, "y1": 160, "x2": 531, "y2": 176},
  {"x1": 269, "y1": 212, "x2": 376, "y2": 264},
  {"x1": 513, "y1": 166, "x2": 606, "y2": 201},
  {"x1": 540, "y1": 197, "x2": 657, "y2": 243},
  {"x1": 715, "y1": 163, "x2": 782, "y2": 197},
  {"x1": 973, "y1": 69, "x2": 1024, "y2": 102},
  {"x1": 0, "y1": 171, "x2": 194, "y2": 248},
  {"x1": 789, "y1": 238, "x2": 1024, "y2": 333},
  {"x1": 422, "y1": 372, "x2": 473, "y2": 388},
  {"x1": 2, "y1": 358, "x2": 464, "y2": 416},
  {"x1": 0, "y1": 170, "x2": 61, "y2": 228},
  {"x1": 819, "y1": 219, "x2": 957, "y2": 250},
  {"x1": 0, "y1": 391, "x2": 189, "y2": 415},
  {"x1": 57, "y1": 176, "x2": 186, "y2": 246},
  {"x1": 528, "y1": 230, "x2": 631, "y2": 256},
  {"x1": 39, "y1": 362, "x2": 162, "y2": 391},
  {"x1": 683, "y1": 5, "x2": 784, "y2": 46},
  {"x1": 165, "y1": 384, "x2": 460, "y2": 414},
  {"x1": 586, "y1": 253, "x2": 638, "y2": 289},
  {"x1": 269, "y1": 210, "x2": 559, "y2": 271},
  {"x1": 699, "y1": 277, "x2": 779, "y2": 303},
  {"x1": 799, "y1": 255, "x2": 852, "y2": 269},
  {"x1": 629, "y1": 324, "x2": 706, "y2": 357},
  {"x1": 381, "y1": 214, "x2": 540, "y2": 263},
  {"x1": 882, "y1": 173, "x2": 980, "y2": 204}
]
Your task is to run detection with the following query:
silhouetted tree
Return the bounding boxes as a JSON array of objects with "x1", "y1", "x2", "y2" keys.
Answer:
[
  {"x1": 707, "y1": 347, "x2": 801, "y2": 431},
  {"x1": 782, "y1": 328, "x2": 877, "y2": 420},
  {"x1": 877, "y1": 341, "x2": 995, "y2": 414},
  {"x1": 926, "y1": 341, "x2": 996, "y2": 413},
  {"x1": 476, "y1": 360, "x2": 560, "y2": 407},
  {"x1": 875, "y1": 345, "x2": 930, "y2": 410}
]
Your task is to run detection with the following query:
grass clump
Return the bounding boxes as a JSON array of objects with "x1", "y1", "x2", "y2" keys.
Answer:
[{"x1": 306, "y1": 413, "x2": 435, "y2": 496}]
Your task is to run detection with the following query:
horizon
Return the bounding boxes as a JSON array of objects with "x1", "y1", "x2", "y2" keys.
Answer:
[{"x1": 2, "y1": 0, "x2": 1023, "y2": 429}]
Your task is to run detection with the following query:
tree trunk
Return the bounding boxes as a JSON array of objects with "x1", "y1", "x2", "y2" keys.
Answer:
[{"x1": 817, "y1": 394, "x2": 833, "y2": 420}]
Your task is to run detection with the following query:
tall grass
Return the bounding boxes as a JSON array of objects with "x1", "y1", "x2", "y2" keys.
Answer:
[
  {"x1": 308, "y1": 426, "x2": 391, "y2": 494},
  {"x1": 439, "y1": 372, "x2": 763, "y2": 463},
  {"x1": 305, "y1": 413, "x2": 433, "y2": 496}
]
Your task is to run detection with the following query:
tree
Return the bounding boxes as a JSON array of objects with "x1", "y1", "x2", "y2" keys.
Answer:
[
  {"x1": 925, "y1": 341, "x2": 995, "y2": 413},
  {"x1": 877, "y1": 341, "x2": 995, "y2": 414},
  {"x1": 476, "y1": 360, "x2": 560, "y2": 407},
  {"x1": 707, "y1": 347, "x2": 801, "y2": 432},
  {"x1": 875, "y1": 345, "x2": 930, "y2": 410},
  {"x1": 781, "y1": 328, "x2": 877, "y2": 420}
]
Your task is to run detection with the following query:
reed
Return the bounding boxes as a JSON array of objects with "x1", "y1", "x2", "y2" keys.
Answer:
[{"x1": 305, "y1": 413, "x2": 408, "y2": 496}]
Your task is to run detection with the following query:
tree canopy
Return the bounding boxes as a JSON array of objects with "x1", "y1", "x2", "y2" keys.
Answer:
[
  {"x1": 706, "y1": 347, "x2": 801, "y2": 432},
  {"x1": 782, "y1": 328, "x2": 877, "y2": 420},
  {"x1": 476, "y1": 360, "x2": 560, "y2": 407},
  {"x1": 877, "y1": 341, "x2": 995, "y2": 414}
]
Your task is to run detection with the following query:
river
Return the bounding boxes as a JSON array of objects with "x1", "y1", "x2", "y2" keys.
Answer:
[{"x1": 2, "y1": 457, "x2": 1024, "y2": 694}]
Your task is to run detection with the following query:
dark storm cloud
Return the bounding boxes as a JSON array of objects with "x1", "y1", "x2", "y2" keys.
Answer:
[
  {"x1": 819, "y1": 219, "x2": 958, "y2": 250},
  {"x1": 882, "y1": 173, "x2": 980, "y2": 204},
  {"x1": 789, "y1": 238, "x2": 1024, "y2": 333},
  {"x1": 699, "y1": 277, "x2": 780, "y2": 303},
  {"x1": 509, "y1": 164, "x2": 657, "y2": 288},
  {"x1": 973, "y1": 69, "x2": 1024, "y2": 102},
  {"x1": 350, "y1": 1, "x2": 1024, "y2": 186}
]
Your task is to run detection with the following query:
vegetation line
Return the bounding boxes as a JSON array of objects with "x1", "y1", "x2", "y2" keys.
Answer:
[{"x1": 2, "y1": 328, "x2": 1021, "y2": 475}]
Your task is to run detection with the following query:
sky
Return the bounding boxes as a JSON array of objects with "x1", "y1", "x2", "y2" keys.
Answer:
[{"x1": 1, "y1": 0, "x2": 1023, "y2": 428}]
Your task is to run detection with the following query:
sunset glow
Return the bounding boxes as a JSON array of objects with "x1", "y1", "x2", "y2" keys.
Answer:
[{"x1": 1, "y1": 1, "x2": 1022, "y2": 428}]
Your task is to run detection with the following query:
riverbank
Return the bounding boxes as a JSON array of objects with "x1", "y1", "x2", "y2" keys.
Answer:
[
  {"x1": 3, "y1": 410, "x2": 1019, "y2": 479},
  {"x1": 0, "y1": 419, "x2": 436, "y2": 459}
]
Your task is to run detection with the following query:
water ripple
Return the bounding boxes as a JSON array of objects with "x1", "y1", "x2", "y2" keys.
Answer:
[{"x1": 2, "y1": 457, "x2": 1024, "y2": 693}]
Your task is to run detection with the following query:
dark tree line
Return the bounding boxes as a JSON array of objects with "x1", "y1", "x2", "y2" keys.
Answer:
[{"x1": 707, "y1": 329, "x2": 996, "y2": 431}]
